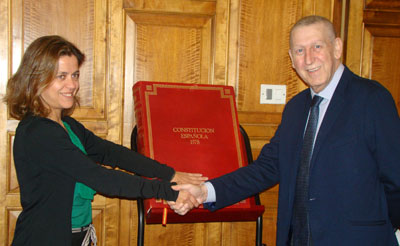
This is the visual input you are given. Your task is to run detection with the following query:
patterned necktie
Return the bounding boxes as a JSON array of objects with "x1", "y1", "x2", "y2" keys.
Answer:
[{"x1": 292, "y1": 95, "x2": 323, "y2": 246}]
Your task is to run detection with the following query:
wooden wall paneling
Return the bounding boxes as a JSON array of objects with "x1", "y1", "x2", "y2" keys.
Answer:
[
  {"x1": 238, "y1": 112, "x2": 281, "y2": 159},
  {"x1": 3, "y1": 133, "x2": 21, "y2": 245},
  {"x1": 143, "y1": 223, "x2": 210, "y2": 246},
  {"x1": 213, "y1": 0, "x2": 230, "y2": 86},
  {"x1": 9, "y1": 0, "x2": 108, "y2": 131},
  {"x1": 370, "y1": 37, "x2": 400, "y2": 109},
  {"x1": 6, "y1": 209, "x2": 20, "y2": 245},
  {"x1": 92, "y1": 208, "x2": 105, "y2": 245},
  {"x1": 221, "y1": 221, "x2": 254, "y2": 245},
  {"x1": 126, "y1": 12, "x2": 213, "y2": 84},
  {"x1": 123, "y1": 10, "x2": 137, "y2": 149},
  {"x1": 346, "y1": 0, "x2": 365, "y2": 74},
  {"x1": 235, "y1": 1, "x2": 304, "y2": 244},
  {"x1": 236, "y1": 0, "x2": 301, "y2": 113},
  {"x1": 211, "y1": 2, "x2": 258, "y2": 243},
  {"x1": 363, "y1": 4, "x2": 400, "y2": 111},
  {"x1": 365, "y1": 0, "x2": 400, "y2": 9},
  {"x1": 302, "y1": 0, "x2": 334, "y2": 17},
  {"x1": 0, "y1": 0, "x2": 10, "y2": 243},
  {"x1": 360, "y1": 24, "x2": 374, "y2": 81},
  {"x1": 105, "y1": 0, "x2": 127, "y2": 243},
  {"x1": 227, "y1": 0, "x2": 240, "y2": 89},
  {"x1": 347, "y1": 0, "x2": 400, "y2": 111},
  {"x1": 117, "y1": 1, "x2": 139, "y2": 246},
  {"x1": 123, "y1": 0, "x2": 216, "y2": 13},
  {"x1": 6, "y1": 134, "x2": 17, "y2": 194},
  {"x1": 10, "y1": 0, "x2": 22, "y2": 75},
  {"x1": 20, "y1": 0, "x2": 108, "y2": 124}
]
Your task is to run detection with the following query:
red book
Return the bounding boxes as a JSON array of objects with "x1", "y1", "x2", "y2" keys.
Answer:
[{"x1": 133, "y1": 81, "x2": 264, "y2": 223}]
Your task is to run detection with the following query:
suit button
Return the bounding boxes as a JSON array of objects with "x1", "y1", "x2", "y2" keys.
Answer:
[{"x1": 309, "y1": 198, "x2": 316, "y2": 201}]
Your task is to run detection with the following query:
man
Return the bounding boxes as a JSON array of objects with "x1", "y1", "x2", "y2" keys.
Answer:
[{"x1": 170, "y1": 15, "x2": 400, "y2": 246}]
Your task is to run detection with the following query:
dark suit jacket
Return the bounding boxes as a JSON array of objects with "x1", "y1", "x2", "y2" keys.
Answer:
[{"x1": 207, "y1": 66, "x2": 400, "y2": 246}]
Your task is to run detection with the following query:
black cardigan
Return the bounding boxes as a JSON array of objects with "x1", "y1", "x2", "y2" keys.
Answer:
[{"x1": 12, "y1": 115, "x2": 178, "y2": 245}]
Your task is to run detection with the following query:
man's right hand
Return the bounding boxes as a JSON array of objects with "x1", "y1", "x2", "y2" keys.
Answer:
[{"x1": 167, "y1": 184, "x2": 208, "y2": 215}]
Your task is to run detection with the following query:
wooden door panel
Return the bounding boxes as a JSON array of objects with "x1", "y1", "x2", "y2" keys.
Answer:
[
  {"x1": 365, "y1": 0, "x2": 400, "y2": 10},
  {"x1": 347, "y1": 1, "x2": 400, "y2": 111},
  {"x1": 371, "y1": 37, "x2": 400, "y2": 110},
  {"x1": 6, "y1": 209, "x2": 20, "y2": 246},
  {"x1": 126, "y1": 12, "x2": 213, "y2": 84},
  {"x1": 363, "y1": 8, "x2": 400, "y2": 111},
  {"x1": 236, "y1": 0, "x2": 303, "y2": 113},
  {"x1": 11, "y1": 0, "x2": 107, "y2": 122},
  {"x1": 6, "y1": 134, "x2": 18, "y2": 194}
]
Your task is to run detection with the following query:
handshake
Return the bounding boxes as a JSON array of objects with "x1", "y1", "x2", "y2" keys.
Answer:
[{"x1": 168, "y1": 171, "x2": 210, "y2": 215}]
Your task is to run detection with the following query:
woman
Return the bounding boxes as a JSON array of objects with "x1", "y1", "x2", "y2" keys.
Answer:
[{"x1": 3, "y1": 35, "x2": 205, "y2": 246}]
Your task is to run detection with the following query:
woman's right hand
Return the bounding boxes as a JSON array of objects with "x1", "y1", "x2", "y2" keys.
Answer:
[{"x1": 171, "y1": 171, "x2": 208, "y2": 185}]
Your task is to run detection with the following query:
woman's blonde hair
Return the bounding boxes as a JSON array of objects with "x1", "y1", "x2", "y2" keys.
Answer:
[{"x1": 3, "y1": 35, "x2": 85, "y2": 120}]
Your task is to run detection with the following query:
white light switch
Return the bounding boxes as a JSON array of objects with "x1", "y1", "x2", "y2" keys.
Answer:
[{"x1": 260, "y1": 84, "x2": 286, "y2": 104}]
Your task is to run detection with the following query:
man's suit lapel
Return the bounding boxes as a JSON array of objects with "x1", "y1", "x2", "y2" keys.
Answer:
[{"x1": 310, "y1": 67, "x2": 351, "y2": 169}]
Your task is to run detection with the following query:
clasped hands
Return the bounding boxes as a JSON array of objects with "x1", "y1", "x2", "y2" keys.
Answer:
[{"x1": 168, "y1": 171, "x2": 209, "y2": 215}]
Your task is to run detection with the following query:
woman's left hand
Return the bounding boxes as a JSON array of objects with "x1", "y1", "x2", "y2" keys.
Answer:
[{"x1": 171, "y1": 171, "x2": 208, "y2": 185}]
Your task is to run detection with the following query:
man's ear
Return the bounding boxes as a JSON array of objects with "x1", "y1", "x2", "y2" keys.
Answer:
[
  {"x1": 333, "y1": 37, "x2": 343, "y2": 60},
  {"x1": 288, "y1": 50, "x2": 295, "y2": 69}
]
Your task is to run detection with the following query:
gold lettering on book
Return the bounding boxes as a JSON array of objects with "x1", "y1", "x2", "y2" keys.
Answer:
[{"x1": 172, "y1": 127, "x2": 215, "y2": 144}]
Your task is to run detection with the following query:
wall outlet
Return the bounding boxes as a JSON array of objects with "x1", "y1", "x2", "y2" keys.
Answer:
[{"x1": 260, "y1": 84, "x2": 286, "y2": 104}]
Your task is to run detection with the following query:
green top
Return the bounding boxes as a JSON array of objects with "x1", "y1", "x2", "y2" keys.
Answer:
[{"x1": 63, "y1": 121, "x2": 96, "y2": 228}]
